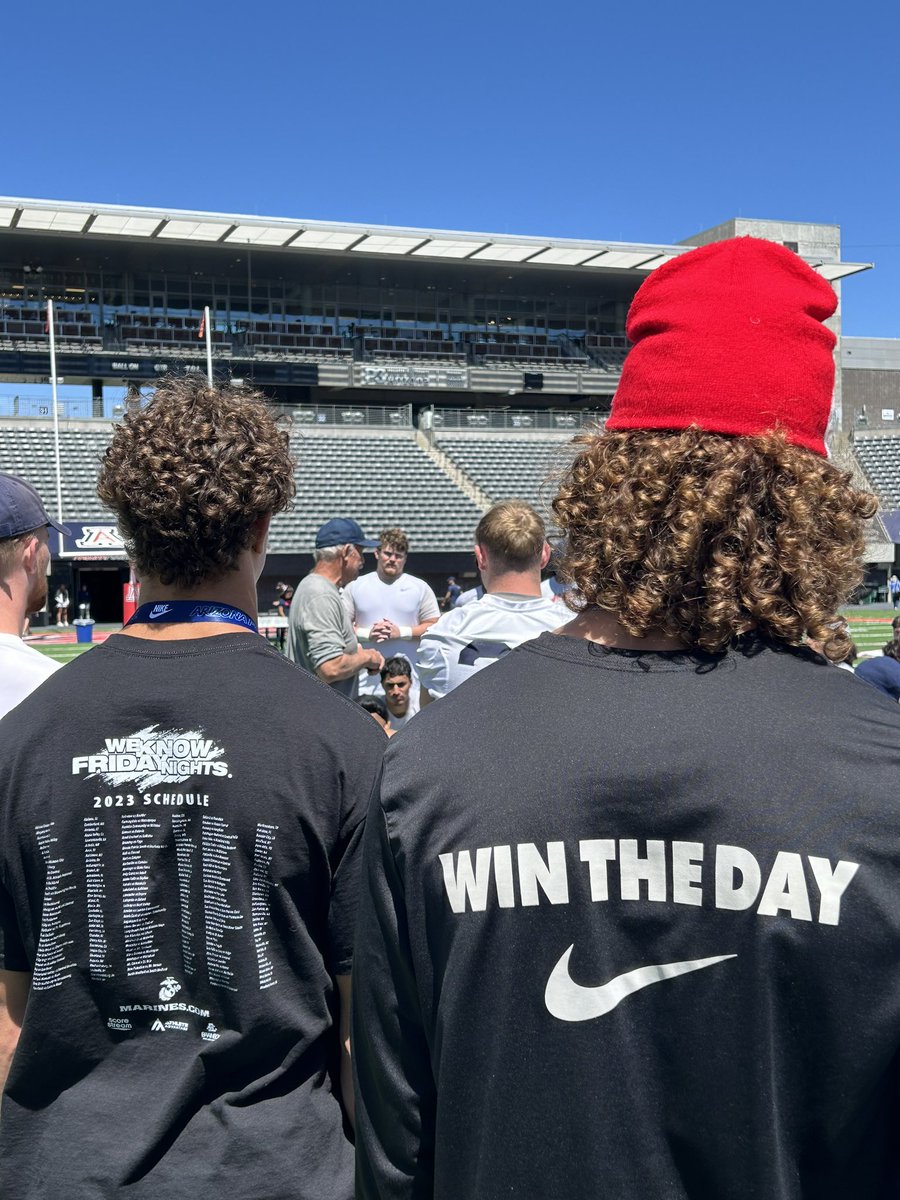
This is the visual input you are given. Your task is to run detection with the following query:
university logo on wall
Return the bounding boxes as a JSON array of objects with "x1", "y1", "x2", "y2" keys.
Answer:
[{"x1": 57, "y1": 522, "x2": 127, "y2": 559}]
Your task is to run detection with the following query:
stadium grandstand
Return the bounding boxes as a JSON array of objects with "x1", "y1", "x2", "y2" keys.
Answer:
[{"x1": 0, "y1": 198, "x2": 896, "y2": 619}]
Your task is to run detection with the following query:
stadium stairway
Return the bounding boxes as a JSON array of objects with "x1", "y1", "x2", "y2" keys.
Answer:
[{"x1": 434, "y1": 430, "x2": 583, "y2": 522}]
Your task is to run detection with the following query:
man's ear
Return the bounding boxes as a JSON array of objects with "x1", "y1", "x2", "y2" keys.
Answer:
[
  {"x1": 474, "y1": 543, "x2": 487, "y2": 572},
  {"x1": 250, "y1": 514, "x2": 272, "y2": 556},
  {"x1": 540, "y1": 541, "x2": 552, "y2": 570},
  {"x1": 20, "y1": 534, "x2": 40, "y2": 575}
]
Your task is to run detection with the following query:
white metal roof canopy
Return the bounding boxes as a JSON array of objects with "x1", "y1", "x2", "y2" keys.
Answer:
[{"x1": 0, "y1": 197, "x2": 873, "y2": 282}]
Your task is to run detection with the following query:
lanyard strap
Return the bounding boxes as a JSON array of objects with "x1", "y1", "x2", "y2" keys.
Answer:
[{"x1": 126, "y1": 601, "x2": 258, "y2": 633}]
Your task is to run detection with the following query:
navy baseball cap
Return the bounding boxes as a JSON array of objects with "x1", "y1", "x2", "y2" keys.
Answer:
[
  {"x1": 314, "y1": 517, "x2": 378, "y2": 550},
  {"x1": 0, "y1": 472, "x2": 70, "y2": 539}
]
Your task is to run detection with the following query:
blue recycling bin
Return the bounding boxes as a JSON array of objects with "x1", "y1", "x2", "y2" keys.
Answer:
[{"x1": 74, "y1": 619, "x2": 95, "y2": 644}]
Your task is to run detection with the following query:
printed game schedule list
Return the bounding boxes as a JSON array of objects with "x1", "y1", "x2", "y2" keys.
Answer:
[{"x1": 32, "y1": 812, "x2": 280, "y2": 1001}]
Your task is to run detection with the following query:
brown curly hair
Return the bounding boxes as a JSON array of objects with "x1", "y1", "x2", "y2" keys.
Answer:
[
  {"x1": 552, "y1": 426, "x2": 877, "y2": 662},
  {"x1": 98, "y1": 376, "x2": 295, "y2": 589}
]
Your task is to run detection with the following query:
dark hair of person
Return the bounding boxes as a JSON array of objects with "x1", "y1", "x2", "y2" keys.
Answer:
[
  {"x1": 379, "y1": 528, "x2": 409, "y2": 555},
  {"x1": 380, "y1": 655, "x2": 412, "y2": 681},
  {"x1": 882, "y1": 640, "x2": 900, "y2": 663},
  {"x1": 98, "y1": 376, "x2": 295, "y2": 590},
  {"x1": 552, "y1": 426, "x2": 877, "y2": 663},
  {"x1": 359, "y1": 695, "x2": 389, "y2": 721}
]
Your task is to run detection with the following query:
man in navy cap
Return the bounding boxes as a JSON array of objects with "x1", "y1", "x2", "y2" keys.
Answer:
[
  {"x1": 286, "y1": 518, "x2": 385, "y2": 697},
  {"x1": 0, "y1": 473, "x2": 69, "y2": 719}
]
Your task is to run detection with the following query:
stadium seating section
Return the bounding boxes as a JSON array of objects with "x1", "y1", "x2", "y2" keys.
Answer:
[
  {"x1": 0, "y1": 424, "x2": 485, "y2": 553},
  {"x1": 436, "y1": 433, "x2": 580, "y2": 519},
  {"x1": 271, "y1": 432, "x2": 483, "y2": 552},
  {"x1": 852, "y1": 435, "x2": 900, "y2": 507},
  {"x1": 0, "y1": 305, "x2": 630, "y2": 371},
  {"x1": 3, "y1": 419, "x2": 890, "y2": 559}
]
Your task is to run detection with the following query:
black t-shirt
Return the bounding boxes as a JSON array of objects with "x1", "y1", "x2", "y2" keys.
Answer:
[
  {"x1": 0, "y1": 632, "x2": 385, "y2": 1200},
  {"x1": 353, "y1": 633, "x2": 900, "y2": 1200}
]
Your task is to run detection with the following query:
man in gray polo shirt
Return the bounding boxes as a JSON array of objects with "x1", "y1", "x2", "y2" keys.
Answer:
[{"x1": 287, "y1": 518, "x2": 385, "y2": 698}]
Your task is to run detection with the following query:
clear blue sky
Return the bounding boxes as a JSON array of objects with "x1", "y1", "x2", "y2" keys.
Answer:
[{"x1": 2, "y1": 0, "x2": 896, "y2": 336}]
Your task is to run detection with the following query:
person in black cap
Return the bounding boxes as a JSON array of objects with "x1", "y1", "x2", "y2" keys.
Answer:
[
  {"x1": 0, "y1": 472, "x2": 69, "y2": 720},
  {"x1": 286, "y1": 518, "x2": 384, "y2": 697}
]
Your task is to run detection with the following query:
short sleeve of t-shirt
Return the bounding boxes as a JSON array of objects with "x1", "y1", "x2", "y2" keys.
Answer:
[
  {"x1": 0, "y1": 875, "x2": 29, "y2": 971},
  {"x1": 303, "y1": 584, "x2": 358, "y2": 669},
  {"x1": 342, "y1": 584, "x2": 358, "y2": 624},
  {"x1": 416, "y1": 584, "x2": 440, "y2": 624},
  {"x1": 416, "y1": 615, "x2": 460, "y2": 699}
]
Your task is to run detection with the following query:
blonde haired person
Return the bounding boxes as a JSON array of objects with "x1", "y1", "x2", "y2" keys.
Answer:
[{"x1": 416, "y1": 499, "x2": 568, "y2": 703}]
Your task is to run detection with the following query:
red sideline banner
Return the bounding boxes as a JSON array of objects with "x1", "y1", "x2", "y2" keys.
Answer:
[{"x1": 123, "y1": 581, "x2": 140, "y2": 624}]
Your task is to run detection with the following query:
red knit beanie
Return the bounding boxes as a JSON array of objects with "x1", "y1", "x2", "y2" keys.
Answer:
[{"x1": 606, "y1": 236, "x2": 837, "y2": 457}]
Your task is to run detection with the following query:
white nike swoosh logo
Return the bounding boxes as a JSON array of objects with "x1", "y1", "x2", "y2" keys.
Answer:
[{"x1": 545, "y1": 945, "x2": 737, "y2": 1021}]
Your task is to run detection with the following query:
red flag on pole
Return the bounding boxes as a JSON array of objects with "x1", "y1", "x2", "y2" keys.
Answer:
[
  {"x1": 198, "y1": 311, "x2": 206, "y2": 340},
  {"x1": 44, "y1": 305, "x2": 51, "y2": 334}
]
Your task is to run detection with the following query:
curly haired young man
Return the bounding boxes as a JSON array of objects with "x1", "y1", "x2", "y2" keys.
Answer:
[
  {"x1": 352, "y1": 239, "x2": 900, "y2": 1200},
  {"x1": 0, "y1": 377, "x2": 385, "y2": 1200}
]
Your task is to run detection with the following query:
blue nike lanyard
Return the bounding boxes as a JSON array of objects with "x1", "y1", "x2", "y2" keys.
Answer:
[{"x1": 126, "y1": 601, "x2": 258, "y2": 633}]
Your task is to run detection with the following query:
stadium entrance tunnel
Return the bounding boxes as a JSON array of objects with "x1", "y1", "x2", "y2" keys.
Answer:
[{"x1": 75, "y1": 564, "x2": 131, "y2": 624}]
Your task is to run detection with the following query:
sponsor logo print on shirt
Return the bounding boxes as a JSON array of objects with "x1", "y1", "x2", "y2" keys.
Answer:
[
  {"x1": 201, "y1": 1022, "x2": 221, "y2": 1042},
  {"x1": 544, "y1": 946, "x2": 737, "y2": 1021},
  {"x1": 150, "y1": 1016, "x2": 190, "y2": 1033},
  {"x1": 159, "y1": 976, "x2": 181, "y2": 1002},
  {"x1": 71, "y1": 725, "x2": 230, "y2": 788}
]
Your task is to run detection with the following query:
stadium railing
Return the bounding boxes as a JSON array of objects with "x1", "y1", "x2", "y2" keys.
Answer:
[
  {"x1": 291, "y1": 403, "x2": 413, "y2": 429},
  {"x1": 420, "y1": 407, "x2": 603, "y2": 432}
]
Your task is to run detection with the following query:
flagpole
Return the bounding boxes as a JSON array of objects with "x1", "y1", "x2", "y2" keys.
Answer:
[
  {"x1": 48, "y1": 298, "x2": 63, "y2": 523},
  {"x1": 204, "y1": 305, "x2": 213, "y2": 385}
]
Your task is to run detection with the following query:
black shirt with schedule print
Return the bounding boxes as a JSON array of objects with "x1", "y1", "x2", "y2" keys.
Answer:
[
  {"x1": 353, "y1": 633, "x2": 900, "y2": 1200},
  {"x1": 0, "y1": 632, "x2": 385, "y2": 1200}
]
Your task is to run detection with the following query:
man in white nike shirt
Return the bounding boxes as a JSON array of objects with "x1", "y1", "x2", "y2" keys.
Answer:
[
  {"x1": 353, "y1": 239, "x2": 900, "y2": 1200},
  {"x1": 416, "y1": 500, "x2": 568, "y2": 703},
  {"x1": 343, "y1": 528, "x2": 439, "y2": 703}
]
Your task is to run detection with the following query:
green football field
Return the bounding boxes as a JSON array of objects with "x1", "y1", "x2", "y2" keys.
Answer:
[{"x1": 29, "y1": 608, "x2": 898, "y2": 666}]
